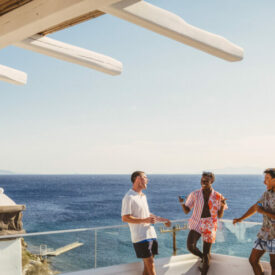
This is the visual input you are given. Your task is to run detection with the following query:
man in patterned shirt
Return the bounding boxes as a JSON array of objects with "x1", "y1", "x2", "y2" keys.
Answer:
[
  {"x1": 233, "y1": 168, "x2": 275, "y2": 275},
  {"x1": 179, "y1": 172, "x2": 227, "y2": 275}
]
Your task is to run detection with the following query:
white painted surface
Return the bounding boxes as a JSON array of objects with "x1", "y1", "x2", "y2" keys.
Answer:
[
  {"x1": 0, "y1": 189, "x2": 16, "y2": 205},
  {"x1": 0, "y1": 0, "x2": 121, "y2": 49},
  {"x1": 15, "y1": 35, "x2": 122, "y2": 75},
  {"x1": 0, "y1": 0, "x2": 243, "y2": 62},
  {"x1": 0, "y1": 239, "x2": 22, "y2": 275},
  {"x1": 103, "y1": 0, "x2": 244, "y2": 62},
  {"x1": 0, "y1": 64, "x2": 27, "y2": 85},
  {"x1": 63, "y1": 253, "x2": 271, "y2": 275}
]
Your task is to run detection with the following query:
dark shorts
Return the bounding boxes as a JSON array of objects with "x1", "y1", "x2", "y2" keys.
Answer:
[{"x1": 133, "y1": 239, "x2": 158, "y2": 258}]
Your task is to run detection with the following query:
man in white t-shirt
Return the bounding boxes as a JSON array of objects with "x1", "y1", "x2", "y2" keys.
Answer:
[{"x1": 121, "y1": 171, "x2": 171, "y2": 275}]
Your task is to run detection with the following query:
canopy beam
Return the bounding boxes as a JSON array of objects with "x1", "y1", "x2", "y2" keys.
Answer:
[
  {"x1": 0, "y1": 64, "x2": 27, "y2": 85},
  {"x1": 15, "y1": 35, "x2": 123, "y2": 76},
  {"x1": 102, "y1": 0, "x2": 243, "y2": 62}
]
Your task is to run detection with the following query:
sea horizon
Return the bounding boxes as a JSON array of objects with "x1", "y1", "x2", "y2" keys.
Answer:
[{"x1": 0, "y1": 174, "x2": 267, "y2": 272}]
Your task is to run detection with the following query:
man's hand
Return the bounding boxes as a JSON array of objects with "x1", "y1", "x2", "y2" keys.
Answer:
[
  {"x1": 233, "y1": 218, "x2": 243, "y2": 225},
  {"x1": 179, "y1": 196, "x2": 191, "y2": 214},
  {"x1": 221, "y1": 198, "x2": 227, "y2": 207},
  {"x1": 151, "y1": 214, "x2": 171, "y2": 227},
  {"x1": 164, "y1": 220, "x2": 171, "y2": 227},
  {"x1": 178, "y1": 196, "x2": 185, "y2": 204},
  {"x1": 144, "y1": 216, "x2": 157, "y2": 224}
]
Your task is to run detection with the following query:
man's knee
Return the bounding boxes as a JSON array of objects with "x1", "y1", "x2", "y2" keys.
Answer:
[
  {"x1": 187, "y1": 242, "x2": 196, "y2": 252},
  {"x1": 249, "y1": 255, "x2": 254, "y2": 266},
  {"x1": 203, "y1": 253, "x2": 210, "y2": 267},
  {"x1": 249, "y1": 254, "x2": 258, "y2": 267},
  {"x1": 143, "y1": 257, "x2": 156, "y2": 275},
  {"x1": 144, "y1": 257, "x2": 155, "y2": 268}
]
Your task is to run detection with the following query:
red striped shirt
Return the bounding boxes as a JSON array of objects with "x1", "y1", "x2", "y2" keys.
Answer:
[{"x1": 185, "y1": 188, "x2": 227, "y2": 232}]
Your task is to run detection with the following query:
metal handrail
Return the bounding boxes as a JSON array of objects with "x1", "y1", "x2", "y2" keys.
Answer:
[
  {"x1": 0, "y1": 218, "x2": 261, "y2": 240},
  {"x1": 0, "y1": 218, "x2": 263, "y2": 271}
]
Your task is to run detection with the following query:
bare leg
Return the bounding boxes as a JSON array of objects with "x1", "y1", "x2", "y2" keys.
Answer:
[
  {"x1": 143, "y1": 256, "x2": 156, "y2": 275},
  {"x1": 249, "y1": 248, "x2": 265, "y2": 275},
  {"x1": 143, "y1": 264, "x2": 149, "y2": 275},
  {"x1": 201, "y1": 241, "x2": 212, "y2": 275},
  {"x1": 187, "y1": 230, "x2": 203, "y2": 259},
  {"x1": 270, "y1": 254, "x2": 275, "y2": 275}
]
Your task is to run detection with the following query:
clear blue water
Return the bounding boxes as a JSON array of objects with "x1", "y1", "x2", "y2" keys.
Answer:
[
  {"x1": 0, "y1": 174, "x2": 265, "y2": 231},
  {"x1": 0, "y1": 174, "x2": 267, "y2": 272}
]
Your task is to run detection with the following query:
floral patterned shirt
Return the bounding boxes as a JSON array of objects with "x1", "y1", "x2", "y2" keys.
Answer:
[
  {"x1": 185, "y1": 188, "x2": 228, "y2": 232},
  {"x1": 257, "y1": 190, "x2": 275, "y2": 241}
]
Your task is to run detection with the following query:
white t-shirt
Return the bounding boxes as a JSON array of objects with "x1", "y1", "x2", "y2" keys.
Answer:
[{"x1": 121, "y1": 189, "x2": 157, "y2": 243}]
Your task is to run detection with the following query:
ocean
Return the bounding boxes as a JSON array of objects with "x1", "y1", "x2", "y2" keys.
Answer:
[{"x1": 0, "y1": 174, "x2": 268, "y2": 272}]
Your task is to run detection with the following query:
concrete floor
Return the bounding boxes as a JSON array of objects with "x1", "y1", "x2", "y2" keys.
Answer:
[{"x1": 64, "y1": 253, "x2": 271, "y2": 275}]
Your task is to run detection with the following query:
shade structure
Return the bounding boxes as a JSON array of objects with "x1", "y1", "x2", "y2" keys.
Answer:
[
  {"x1": 0, "y1": 64, "x2": 27, "y2": 85},
  {"x1": 103, "y1": 0, "x2": 244, "y2": 62},
  {"x1": 15, "y1": 35, "x2": 123, "y2": 76}
]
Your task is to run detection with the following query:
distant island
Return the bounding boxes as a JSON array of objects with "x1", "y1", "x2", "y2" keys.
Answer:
[
  {"x1": 212, "y1": 166, "x2": 262, "y2": 175},
  {"x1": 0, "y1": 169, "x2": 14, "y2": 174}
]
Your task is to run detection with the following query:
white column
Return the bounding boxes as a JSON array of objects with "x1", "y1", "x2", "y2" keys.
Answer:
[{"x1": 0, "y1": 238, "x2": 22, "y2": 275}]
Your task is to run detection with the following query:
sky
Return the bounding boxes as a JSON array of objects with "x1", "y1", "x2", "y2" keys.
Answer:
[{"x1": 0, "y1": 0, "x2": 275, "y2": 174}]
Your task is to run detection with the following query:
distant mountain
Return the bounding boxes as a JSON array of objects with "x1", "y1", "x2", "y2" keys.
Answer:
[
  {"x1": 0, "y1": 169, "x2": 14, "y2": 174},
  {"x1": 212, "y1": 166, "x2": 263, "y2": 175}
]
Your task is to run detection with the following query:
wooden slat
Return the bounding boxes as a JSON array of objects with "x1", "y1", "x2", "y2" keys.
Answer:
[
  {"x1": 0, "y1": 1, "x2": 104, "y2": 35},
  {"x1": 0, "y1": 0, "x2": 32, "y2": 17},
  {"x1": 0, "y1": 0, "x2": 118, "y2": 49},
  {"x1": 39, "y1": 10, "x2": 105, "y2": 36}
]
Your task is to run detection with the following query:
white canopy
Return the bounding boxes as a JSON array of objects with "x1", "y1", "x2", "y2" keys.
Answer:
[{"x1": 0, "y1": 0, "x2": 244, "y2": 85}]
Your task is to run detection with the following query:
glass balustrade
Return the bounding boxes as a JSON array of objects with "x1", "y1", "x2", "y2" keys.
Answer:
[{"x1": 0, "y1": 219, "x2": 268, "y2": 274}]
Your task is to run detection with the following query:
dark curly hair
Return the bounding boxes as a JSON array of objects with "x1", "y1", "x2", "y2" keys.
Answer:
[
  {"x1": 264, "y1": 168, "x2": 275, "y2": 179},
  {"x1": 202, "y1": 171, "x2": 215, "y2": 183}
]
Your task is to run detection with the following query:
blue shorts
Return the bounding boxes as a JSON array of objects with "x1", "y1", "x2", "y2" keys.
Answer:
[
  {"x1": 133, "y1": 239, "x2": 158, "y2": 258},
  {"x1": 253, "y1": 238, "x2": 275, "y2": 254}
]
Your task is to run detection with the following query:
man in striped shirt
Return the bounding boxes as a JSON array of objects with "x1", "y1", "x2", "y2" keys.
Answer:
[{"x1": 179, "y1": 172, "x2": 227, "y2": 275}]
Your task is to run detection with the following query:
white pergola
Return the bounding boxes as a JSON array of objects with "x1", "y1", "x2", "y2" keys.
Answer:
[{"x1": 0, "y1": 0, "x2": 244, "y2": 85}]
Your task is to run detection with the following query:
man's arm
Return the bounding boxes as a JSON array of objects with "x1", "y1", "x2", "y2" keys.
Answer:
[
  {"x1": 150, "y1": 214, "x2": 171, "y2": 227},
  {"x1": 178, "y1": 196, "x2": 191, "y2": 214},
  {"x1": 233, "y1": 203, "x2": 257, "y2": 224},
  {"x1": 218, "y1": 198, "x2": 227, "y2": 218},
  {"x1": 257, "y1": 206, "x2": 275, "y2": 219},
  {"x1": 122, "y1": 214, "x2": 156, "y2": 224}
]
